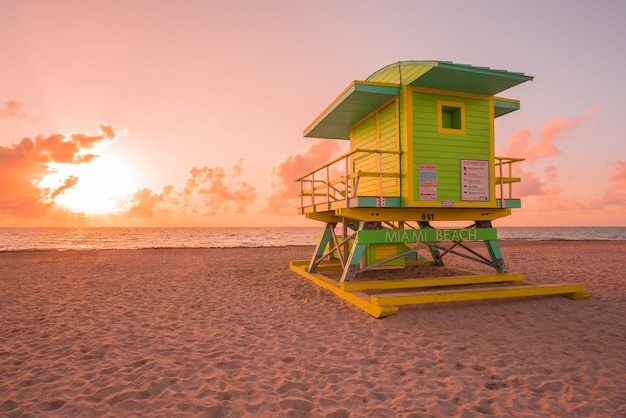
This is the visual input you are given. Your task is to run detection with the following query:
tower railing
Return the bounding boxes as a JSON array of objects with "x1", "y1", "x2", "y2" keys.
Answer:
[
  {"x1": 296, "y1": 148, "x2": 401, "y2": 213},
  {"x1": 495, "y1": 156, "x2": 525, "y2": 208},
  {"x1": 296, "y1": 152, "x2": 523, "y2": 212}
]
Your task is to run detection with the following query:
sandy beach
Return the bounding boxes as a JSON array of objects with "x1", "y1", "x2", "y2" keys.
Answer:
[{"x1": 1, "y1": 241, "x2": 624, "y2": 417}]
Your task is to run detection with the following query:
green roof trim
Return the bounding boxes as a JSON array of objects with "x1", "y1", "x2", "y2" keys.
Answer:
[
  {"x1": 304, "y1": 61, "x2": 532, "y2": 139},
  {"x1": 368, "y1": 60, "x2": 533, "y2": 96},
  {"x1": 304, "y1": 81, "x2": 400, "y2": 140},
  {"x1": 494, "y1": 97, "x2": 521, "y2": 117}
]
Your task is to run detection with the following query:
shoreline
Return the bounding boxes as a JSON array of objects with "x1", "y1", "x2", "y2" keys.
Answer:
[
  {"x1": 0, "y1": 238, "x2": 625, "y2": 254},
  {"x1": 1, "y1": 242, "x2": 624, "y2": 416}
]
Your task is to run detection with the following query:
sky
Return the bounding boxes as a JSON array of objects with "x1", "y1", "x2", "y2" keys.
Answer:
[{"x1": 1, "y1": 0, "x2": 625, "y2": 227}]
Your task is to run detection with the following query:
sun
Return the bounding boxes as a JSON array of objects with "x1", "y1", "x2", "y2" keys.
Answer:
[{"x1": 40, "y1": 153, "x2": 139, "y2": 215}]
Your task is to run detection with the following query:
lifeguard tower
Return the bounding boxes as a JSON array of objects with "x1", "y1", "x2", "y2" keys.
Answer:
[{"x1": 290, "y1": 60, "x2": 590, "y2": 318}]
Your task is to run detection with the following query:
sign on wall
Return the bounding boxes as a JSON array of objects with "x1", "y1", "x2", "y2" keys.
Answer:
[
  {"x1": 419, "y1": 164, "x2": 437, "y2": 201},
  {"x1": 460, "y1": 159, "x2": 490, "y2": 201}
]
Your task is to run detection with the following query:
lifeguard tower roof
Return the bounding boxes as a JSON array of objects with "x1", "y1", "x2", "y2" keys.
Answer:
[{"x1": 305, "y1": 60, "x2": 533, "y2": 140}]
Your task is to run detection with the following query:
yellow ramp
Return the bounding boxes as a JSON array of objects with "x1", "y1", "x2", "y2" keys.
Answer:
[
  {"x1": 290, "y1": 260, "x2": 591, "y2": 318},
  {"x1": 371, "y1": 283, "x2": 591, "y2": 307}
]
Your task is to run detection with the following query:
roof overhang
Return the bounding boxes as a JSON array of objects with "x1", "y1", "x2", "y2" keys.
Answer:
[
  {"x1": 408, "y1": 61, "x2": 533, "y2": 96},
  {"x1": 494, "y1": 97, "x2": 521, "y2": 117},
  {"x1": 304, "y1": 81, "x2": 400, "y2": 140}
]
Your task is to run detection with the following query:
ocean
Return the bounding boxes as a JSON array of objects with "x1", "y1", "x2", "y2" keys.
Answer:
[{"x1": 1, "y1": 226, "x2": 625, "y2": 252}]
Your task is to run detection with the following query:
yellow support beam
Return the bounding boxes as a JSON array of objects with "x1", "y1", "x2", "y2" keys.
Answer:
[
  {"x1": 521, "y1": 280, "x2": 592, "y2": 300},
  {"x1": 337, "y1": 207, "x2": 512, "y2": 222},
  {"x1": 341, "y1": 272, "x2": 523, "y2": 292},
  {"x1": 304, "y1": 211, "x2": 342, "y2": 223},
  {"x1": 290, "y1": 261, "x2": 590, "y2": 318},
  {"x1": 289, "y1": 261, "x2": 398, "y2": 318},
  {"x1": 371, "y1": 283, "x2": 590, "y2": 307},
  {"x1": 304, "y1": 207, "x2": 514, "y2": 222},
  {"x1": 497, "y1": 177, "x2": 521, "y2": 184}
]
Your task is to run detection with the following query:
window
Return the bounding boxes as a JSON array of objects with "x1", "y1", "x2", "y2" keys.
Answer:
[
  {"x1": 438, "y1": 100, "x2": 466, "y2": 134},
  {"x1": 442, "y1": 106, "x2": 462, "y2": 129}
]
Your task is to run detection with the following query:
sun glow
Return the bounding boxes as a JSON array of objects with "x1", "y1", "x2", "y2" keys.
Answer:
[{"x1": 40, "y1": 152, "x2": 139, "y2": 215}]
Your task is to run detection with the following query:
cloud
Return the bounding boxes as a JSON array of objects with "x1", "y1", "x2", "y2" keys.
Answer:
[
  {"x1": 0, "y1": 123, "x2": 118, "y2": 218},
  {"x1": 48, "y1": 176, "x2": 80, "y2": 201},
  {"x1": 125, "y1": 188, "x2": 166, "y2": 218},
  {"x1": 0, "y1": 100, "x2": 33, "y2": 120},
  {"x1": 123, "y1": 159, "x2": 257, "y2": 221},
  {"x1": 498, "y1": 109, "x2": 626, "y2": 219},
  {"x1": 499, "y1": 105, "x2": 599, "y2": 163},
  {"x1": 519, "y1": 159, "x2": 626, "y2": 217},
  {"x1": 513, "y1": 168, "x2": 549, "y2": 197},
  {"x1": 533, "y1": 189, "x2": 604, "y2": 212},
  {"x1": 495, "y1": 107, "x2": 626, "y2": 220},
  {"x1": 609, "y1": 160, "x2": 626, "y2": 190},
  {"x1": 604, "y1": 160, "x2": 626, "y2": 206},
  {"x1": 498, "y1": 106, "x2": 603, "y2": 203},
  {"x1": 265, "y1": 139, "x2": 344, "y2": 214},
  {"x1": 0, "y1": 121, "x2": 256, "y2": 226},
  {"x1": 184, "y1": 159, "x2": 256, "y2": 214}
]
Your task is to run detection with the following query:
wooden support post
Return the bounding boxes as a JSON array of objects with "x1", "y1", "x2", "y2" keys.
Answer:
[
  {"x1": 308, "y1": 222, "x2": 336, "y2": 273},
  {"x1": 340, "y1": 221, "x2": 378, "y2": 283},
  {"x1": 476, "y1": 220, "x2": 508, "y2": 273},
  {"x1": 418, "y1": 221, "x2": 444, "y2": 266}
]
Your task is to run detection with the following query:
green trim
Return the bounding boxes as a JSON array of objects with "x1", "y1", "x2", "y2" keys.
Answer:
[
  {"x1": 356, "y1": 228, "x2": 497, "y2": 244},
  {"x1": 308, "y1": 223, "x2": 334, "y2": 273},
  {"x1": 304, "y1": 81, "x2": 400, "y2": 140},
  {"x1": 494, "y1": 98, "x2": 520, "y2": 117},
  {"x1": 351, "y1": 197, "x2": 403, "y2": 207},
  {"x1": 366, "y1": 61, "x2": 533, "y2": 96},
  {"x1": 503, "y1": 199, "x2": 522, "y2": 209},
  {"x1": 484, "y1": 240, "x2": 504, "y2": 259}
]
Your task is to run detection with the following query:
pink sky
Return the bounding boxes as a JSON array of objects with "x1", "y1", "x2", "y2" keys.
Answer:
[{"x1": 1, "y1": 1, "x2": 625, "y2": 227}]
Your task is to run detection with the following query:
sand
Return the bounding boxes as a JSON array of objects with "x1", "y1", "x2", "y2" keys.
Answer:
[{"x1": 0, "y1": 241, "x2": 624, "y2": 417}]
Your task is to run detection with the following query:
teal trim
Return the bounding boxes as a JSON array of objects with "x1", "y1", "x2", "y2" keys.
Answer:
[
  {"x1": 494, "y1": 99, "x2": 520, "y2": 117},
  {"x1": 340, "y1": 240, "x2": 367, "y2": 282},
  {"x1": 304, "y1": 82, "x2": 400, "y2": 140},
  {"x1": 484, "y1": 239, "x2": 506, "y2": 273},
  {"x1": 314, "y1": 225, "x2": 333, "y2": 257},
  {"x1": 498, "y1": 199, "x2": 522, "y2": 208},
  {"x1": 347, "y1": 242, "x2": 367, "y2": 265},
  {"x1": 356, "y1": 83, "x2": 400, "y2": 95},
  {"x1": 433, "y1": 61, "x2": 530, "y2": 79},
  {"x1": 485, "y1": 240, "x2": 503, "y2": 259},
  {"x1": 505, "y1": 199, "x2": 522, "y2": 209},
  {"x1": 366, "y1": 61, "x2": 533, "y2": 96},
  {"x1": 308, "y1": 223, "x2": 334, "y2": 272},
  {"x1": 351, "y1": 197, "x2": 403, "y2": 207}
]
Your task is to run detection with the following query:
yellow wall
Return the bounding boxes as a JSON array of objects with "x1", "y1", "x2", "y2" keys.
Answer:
[{"x1": 350, "y1": 99, "x2": 400, "y2": 197}]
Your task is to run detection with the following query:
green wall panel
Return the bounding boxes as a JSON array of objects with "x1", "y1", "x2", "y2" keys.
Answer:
[{"x1": 411, "y1": 91, "x2": 492, "y2": 204}]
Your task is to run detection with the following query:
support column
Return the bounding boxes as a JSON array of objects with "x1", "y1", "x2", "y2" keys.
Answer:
[
  {"x1": 339, "y1": 221, "x2": 378, "y2": 283},
  {"x1": 308, "y1": 222, "x2": 337, "y2": 273},
  {"x1": 418, "y1": 221, "x2": 444, "y2": 266},
  {"x1": 476, "y1": 220, "x2": 508, "y2": 273}
]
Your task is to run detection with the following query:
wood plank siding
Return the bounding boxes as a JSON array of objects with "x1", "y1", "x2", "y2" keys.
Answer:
[
  {"x1": 350, "y1": 99, "x2": 400, "y2": 197},
  {"x1": 407, "y1": 89, "x2": 494, "y2": 206}
]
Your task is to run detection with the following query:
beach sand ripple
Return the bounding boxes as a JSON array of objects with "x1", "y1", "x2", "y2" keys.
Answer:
[{"x1": 0, "y1": 242, "x2": 624, "y2": 416}]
